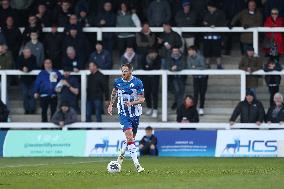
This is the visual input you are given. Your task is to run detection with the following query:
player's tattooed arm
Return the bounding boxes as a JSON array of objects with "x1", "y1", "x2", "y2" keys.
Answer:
[
  {"x1": 109, "y1": 88, "x2": 117, "y2": 106},
  {"x1": 125, "y1": 93, "x2": 145, "y2": 107}
]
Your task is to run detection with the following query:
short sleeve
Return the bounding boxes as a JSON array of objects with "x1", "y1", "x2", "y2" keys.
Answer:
[{"x1": 137, "y1": 79, "x2": 144, "y2": 95}]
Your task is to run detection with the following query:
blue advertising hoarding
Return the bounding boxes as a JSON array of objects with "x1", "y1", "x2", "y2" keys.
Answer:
[{"x1": 156, "y1": 130, "x2": 217, "y2": 157}]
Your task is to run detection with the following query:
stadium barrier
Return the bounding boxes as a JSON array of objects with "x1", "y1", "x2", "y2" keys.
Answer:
[
  {"x1": 1, "y1": 69, "x2": 284, "y2": 121},
  {"x1": 1, "y1": 127, "x2": 284, "y2": 157}
]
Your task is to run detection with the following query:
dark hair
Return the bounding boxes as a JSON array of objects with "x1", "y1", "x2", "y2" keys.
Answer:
[
  {"x1": 187, "y1": 45, "x2": 197, "y2": 51},
  {"x1": 145, "y1": 126, "x2": 153, "y2": 131},
  {"x1": 184, "y1": 95, "x2": 194, "y2": 101},
  {"x1": 121, "y1": 63, "x2": 133, "y2": 71},
  {"x1": 89, "y1": 61, "x2": 98, "y2": 67}
]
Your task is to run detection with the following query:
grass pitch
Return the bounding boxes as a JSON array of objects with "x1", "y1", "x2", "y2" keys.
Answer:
[{"x1": 0, "y1": 157, "x2": 283, "y2": 189}]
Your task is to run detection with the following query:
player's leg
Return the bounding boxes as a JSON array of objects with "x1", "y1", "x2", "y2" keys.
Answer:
[{"x1": 117, "y1": 115, "x2": 128, "y2": 165}]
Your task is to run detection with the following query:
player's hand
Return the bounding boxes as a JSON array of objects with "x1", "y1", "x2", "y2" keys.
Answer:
[
  {"x1": 124, "y1": 101, "x2": 133, "y2": 107},
  {"x1": 107, "y1": 105, "x2": 113, "y2": 116}
]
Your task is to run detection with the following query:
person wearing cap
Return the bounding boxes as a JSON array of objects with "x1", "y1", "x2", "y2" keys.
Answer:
[
  {"x1": 51, "y1": 101, "x2": 78, "y2": 127},
  {"x1": 229, "y1": 90, "x2": 265, "y2": 126},
  {"x1": 34, "y1": 59, "x2": 62, "y2": 122},
  {"x1": 202, "y1": 1, "x2": 226, "y2": 69},
  {"x1": 55, "y1": 67, "x2": 79, "y2": 112},
  {"x1": 239, "y1": 46, "x2": 262, "y2": 95},
  {"x1": 147, "y1": 0, "x2": 171, "y2": 27},
  {"x1": 175, "y1": 0, "x2": 197, "y2": 49}
]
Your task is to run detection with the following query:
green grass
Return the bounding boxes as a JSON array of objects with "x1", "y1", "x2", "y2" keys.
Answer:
[{"x1": 0, "y1": 157, "x2": 283, "y2": 189}]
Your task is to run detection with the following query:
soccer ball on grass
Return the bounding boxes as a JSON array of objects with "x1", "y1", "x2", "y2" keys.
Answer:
[{"x1": 107, "y1": 161, "x2": 121, "y2": 173}]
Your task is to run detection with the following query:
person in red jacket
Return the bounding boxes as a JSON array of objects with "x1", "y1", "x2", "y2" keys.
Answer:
[{"x1": 264, "y1": 8, "x2": 284, "y2": 59}]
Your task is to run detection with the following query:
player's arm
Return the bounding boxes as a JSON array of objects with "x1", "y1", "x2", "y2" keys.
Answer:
[
  {"x1": 107, "y1": 88, "x2": 117, "y2": 115},
  {"x1": 131, "y1": 94, "x2": 145, "y2": 106}
]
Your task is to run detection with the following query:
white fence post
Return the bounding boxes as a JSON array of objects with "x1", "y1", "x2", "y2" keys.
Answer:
[
  {"x1": 162, "y1": 71, "x2": 168, "y2": 122},
  {"x1": 1, "y1": 72, "x2": 7, "y2": 103},
  {"x1": 253, "y1": 29, "x2": 259, "y2": 55},
  {"x1": 81, "y1": 72, "x2": 87, "y2": 122},
  {"x1": 240, "y1": 71, "x2": 246, "y2": 100}
]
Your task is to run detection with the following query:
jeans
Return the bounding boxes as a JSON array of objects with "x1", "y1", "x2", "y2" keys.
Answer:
[
  {"x1": 143, "y1": 76, "x2": 159, "y2": 109},
  {"x1": 40, "y1": 96, "x2": 57, "y2": 122},
  {"x1": 172, "y1": 76, "x2": 185, "y2": 107},
  {"x1": 193, "y1": 77, "x2": 208, "y2": 109},
  {"x1": 21, "y1": 82, "x2": 36, "y2": 113},
  {"x1": 86, "y1": 100, "x2": 103, "y2": 122}
]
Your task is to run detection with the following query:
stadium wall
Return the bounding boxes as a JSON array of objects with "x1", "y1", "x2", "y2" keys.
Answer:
[{"x1": 1, "y1": 130, "x2": 284, "y2": 157}]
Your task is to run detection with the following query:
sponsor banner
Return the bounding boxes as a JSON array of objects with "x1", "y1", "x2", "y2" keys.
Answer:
[
  {"x1": 0, "y1": 131, "x2": 8, "y2": 157},
  {"x1": 84, "y1": 130, "x2": 145, "y2": 157},
  {"x1": 3, "y1": 131, "x2": 86, "y2": 157},
  {"x1": 156, "y1": 130, "x2": 217, "y2": 157},
  {"x1": 215, "y1": 130, "x2": 284, "y2": 157}
]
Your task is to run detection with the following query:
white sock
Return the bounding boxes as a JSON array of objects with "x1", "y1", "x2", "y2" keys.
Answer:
[
  {"x1": 128, "y1": 143, "x2": 139, "y2": 165},
  {"x1": 120, "y1": 141, "x2": 127, "y2": 156}
]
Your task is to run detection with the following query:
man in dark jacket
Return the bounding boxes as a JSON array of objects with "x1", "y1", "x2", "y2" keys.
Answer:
[
  {"x1": 51, "y1": 101, "x2": 77, "y2": 127},
  {"x1": 147, "y1": 0, "x2": 171, "y2": 27},
  {"x1": 89, "y1": 41, "x2": 112, "y2": 70},
  {"x1": 0, "y1": 0, "x2": 18, "y2": 27},
  {"x1": 139, "y1": 126, "x2": 158, "y2": 156},
  {"x1": 230, "y1": 90, "x2": 265, "y2": 125},
  {"x1": 17, "y1": 47, "x2": 37, "y2": 114},
  {"x1": 34, "y1": 59, "x2": 62, "y2": 122},
  {"x1": 62, "y1": 46, "x2": 82, "y2": 72},
  {"x1": 86, "y1": 62, "x2": 109, "y2": 122}
]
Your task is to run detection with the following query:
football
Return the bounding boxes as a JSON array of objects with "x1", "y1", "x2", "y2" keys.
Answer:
[{"x1": 107, "y1": 161, "x2": 121, "y2": 173}]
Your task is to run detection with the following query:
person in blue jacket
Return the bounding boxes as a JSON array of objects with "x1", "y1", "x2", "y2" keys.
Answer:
[{"x1": 34, "y1": 59, "x2": 62, "y2": 122}]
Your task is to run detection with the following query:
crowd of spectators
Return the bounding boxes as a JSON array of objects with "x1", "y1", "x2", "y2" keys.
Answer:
[{"x1": 0, "y1": 0, "x2": 284, "y2": 125}]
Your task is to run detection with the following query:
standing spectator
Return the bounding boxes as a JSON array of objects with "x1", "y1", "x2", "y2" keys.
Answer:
[
  {"x1": 116, "y1": 2, "x2": 141, "y2": 56},
  {"x1": 264, "y1": 0, "x2": 284, "y2": 18},
  {"x1": 264, "y1": 58, "x2": 282, "y2": 106},
  {"x1": 34, "y1": 59, "x2": 62, "y2": 122},
  {"x1": 25, "y1": 30, "x2": 45, "y2": 68},
  {"x1": 263, "y1": 8, "x2": 284, "y2": 59},
  {"x1": 2, "y1": 16, "x2": 22, "y2": 63},
  {"x1": 0, "y1": 0, "x2": 18, "y2": 27},
  {"x1": 64, "y1": 14, "x2": 83, "y2": 34},
  {"x1": 230, "y1": 0, "x2": 263, "y2": 54},
  {"x1": 0, "y1": 100, "x2": 9, "y2": 122},
  {"x1": 175, "y1": 0, "x2": 197, "y2": 49},
  {"x1": 266, "y1": 93, "x2": 284, "y2": 123},
  {"x1": 55, "y1": 67, "x2": 79, "y2": 112},
  {"x1": 167, "y1": 47, "x2": 185, "y2": 109},
  {"x1": 94, "y1": 1, "x2": 116, "y2": 54},
  {"x1": 0, "y1": 43, "x2": 12, "y2": 70},
  {"x1": 51, "y1": 101, "x2": 77, "y2": 127},
  {"x1": 229, "y1": 90, "x2": 265, "y2": 125},
  {"x1": 77, "y1": 6, "x2": 91, "y2": 27},
  {"x1": 190, "y1": 0, "x2": 208, "y2": 19},
  {"x1": 120, "y1": 46, "x2": 141, "y2": 69},
  {"x1": 89, "y1": 41, "x2": 112, "y2": 70},
  {"x1": 86, "y1": 62, "x2": 109, "y2": 122},
  {"x1": 17, "y1": 47, "x2": 37, "y2": 114},
  {"x1": 22, "y1": 15, "x2": 42, "y2": 44},
  {"x1": 139, "y1": 126, "x2": 157, "y2": 156},
  {"x1": 147, "y1": 0, "x2": 171, "y2": 27},
  {"x1": 158, "y1": 22, "x2": 183, "y2": 69},
  {"x1": 53, "y1": 0, "x2": 73, "y2": 27},
  {"x1": 239, "y1": 47, "x2": 262, "y2": 95},
  {"x1": 136, "y1": 22, "x2": 156, "y2": 57},
  {"x1": 202, "y1": 1, "x2": 226, "y2": 69},
  {"x1": 35, "y1": 3, "x2": 52, "y2": 27},
  {"x1": 176, "y1": 95, "x2": 199, "y2": 123},
  {"x1": 62, "y1": 46, "x2": 82, "y2": 72},
  {"x1": 142, "y1": 48, "x2": 161, "y2": 118},
  {"x1": 186, "y1": 46, "x2": 208, "y2": 116},
  {"x1": 43, "y1": 24, "x2": 63, "y2": 69}
]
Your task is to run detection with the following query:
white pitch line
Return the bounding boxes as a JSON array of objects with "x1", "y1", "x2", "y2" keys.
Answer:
[{"x1": 0, "y1": 160, "x2": 109, "y2": 168}]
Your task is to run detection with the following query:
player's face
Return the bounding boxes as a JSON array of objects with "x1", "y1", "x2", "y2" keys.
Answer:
[{"x1": 121, "y1": 66, "x2": 132, "y2": 80}]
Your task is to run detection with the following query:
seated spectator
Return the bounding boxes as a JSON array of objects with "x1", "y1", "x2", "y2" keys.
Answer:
[
  {"x1": 25, "y1": 30, "x2": 44, "y2": 68},
  {"x1": 116, "y1": 2, "x2": 141, "y2": 56},
  {"x1": 142, "y1": 48, "x2": 161, "y2": 118},
  {"x1": 86, "y1": 62, "x2": 109, "y2": 122},
  {"x1": 120, "y1": 46, "x2": 141, "y2": 69},
  {"x1": 53, "y1": 0, "x2": 73, "y2": 27},
  {"x1": 167, "y1": 47, "x2": 185, "y2": 109},
  {"x1": 89, "y1": 41, "x2": 112, "y2": 70},
  {"x1": 147, "y1": 0, "x2": 171, "y2": 27},
  {"x1": 229, "y1": 90, "x2": 265, "y2": 126},
  {"x1": 239, "y1": 47, "x2": 262, "y2": 95},
  {"x1": 43, "y1": 24, "x2": 63, "y2": 69},
  {"x1": 55, "y1": 67, "x2": 80, "y2": 112},
  {"x1": 34, "y1": 59, "x2": 62, "y2": 122},
  {"x1": 263, "y1": 8, "x2": 284, "y2": 59},
  {"x1": 139, "y1": 126, "x2": 157, "y2": 156},
  {"x1": 0, "y1": 43, "x2": 12, "y2": 69},
  {"x1": 0, "y1": 99, "x2": 9, "y2": 122},
  {"x1": 136, "y1": 22, "x2": 156, "y2": 56},
  {"x1": 266, "y1": 93, "x2": 284, "y2": 123},
  {"x1": 35, "y1": 3, "x2": 52, "y2": 27},
  {"x1": 51, "y1": 101, "x2": 77, "y2": 127},
  {"x1": 177, "y1": 95, "x2": 199, "y2": 123},
  {"x1": 62, "y1": 46, "x2": 82, "y2": 72},
  {"x1": 264, "y1": 0, "x2": 284, "y2": 18},
  {"x1": 22, "y1": 14, "x2": 42, "y2": 45},
  {"x1": 264, "y1": 58, "x2": 282, "y2": 106},
  {"x1": 17, "y1": 47, "x2": 37, "y2": 114},
  {"x1": 186, "y1": 46, "x2": 208, "y2": 115}
]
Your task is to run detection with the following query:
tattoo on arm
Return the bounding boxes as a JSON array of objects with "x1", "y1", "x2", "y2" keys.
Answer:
[{"x1": 110, "y1": 88, "x2": 117, "y2": 105}]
